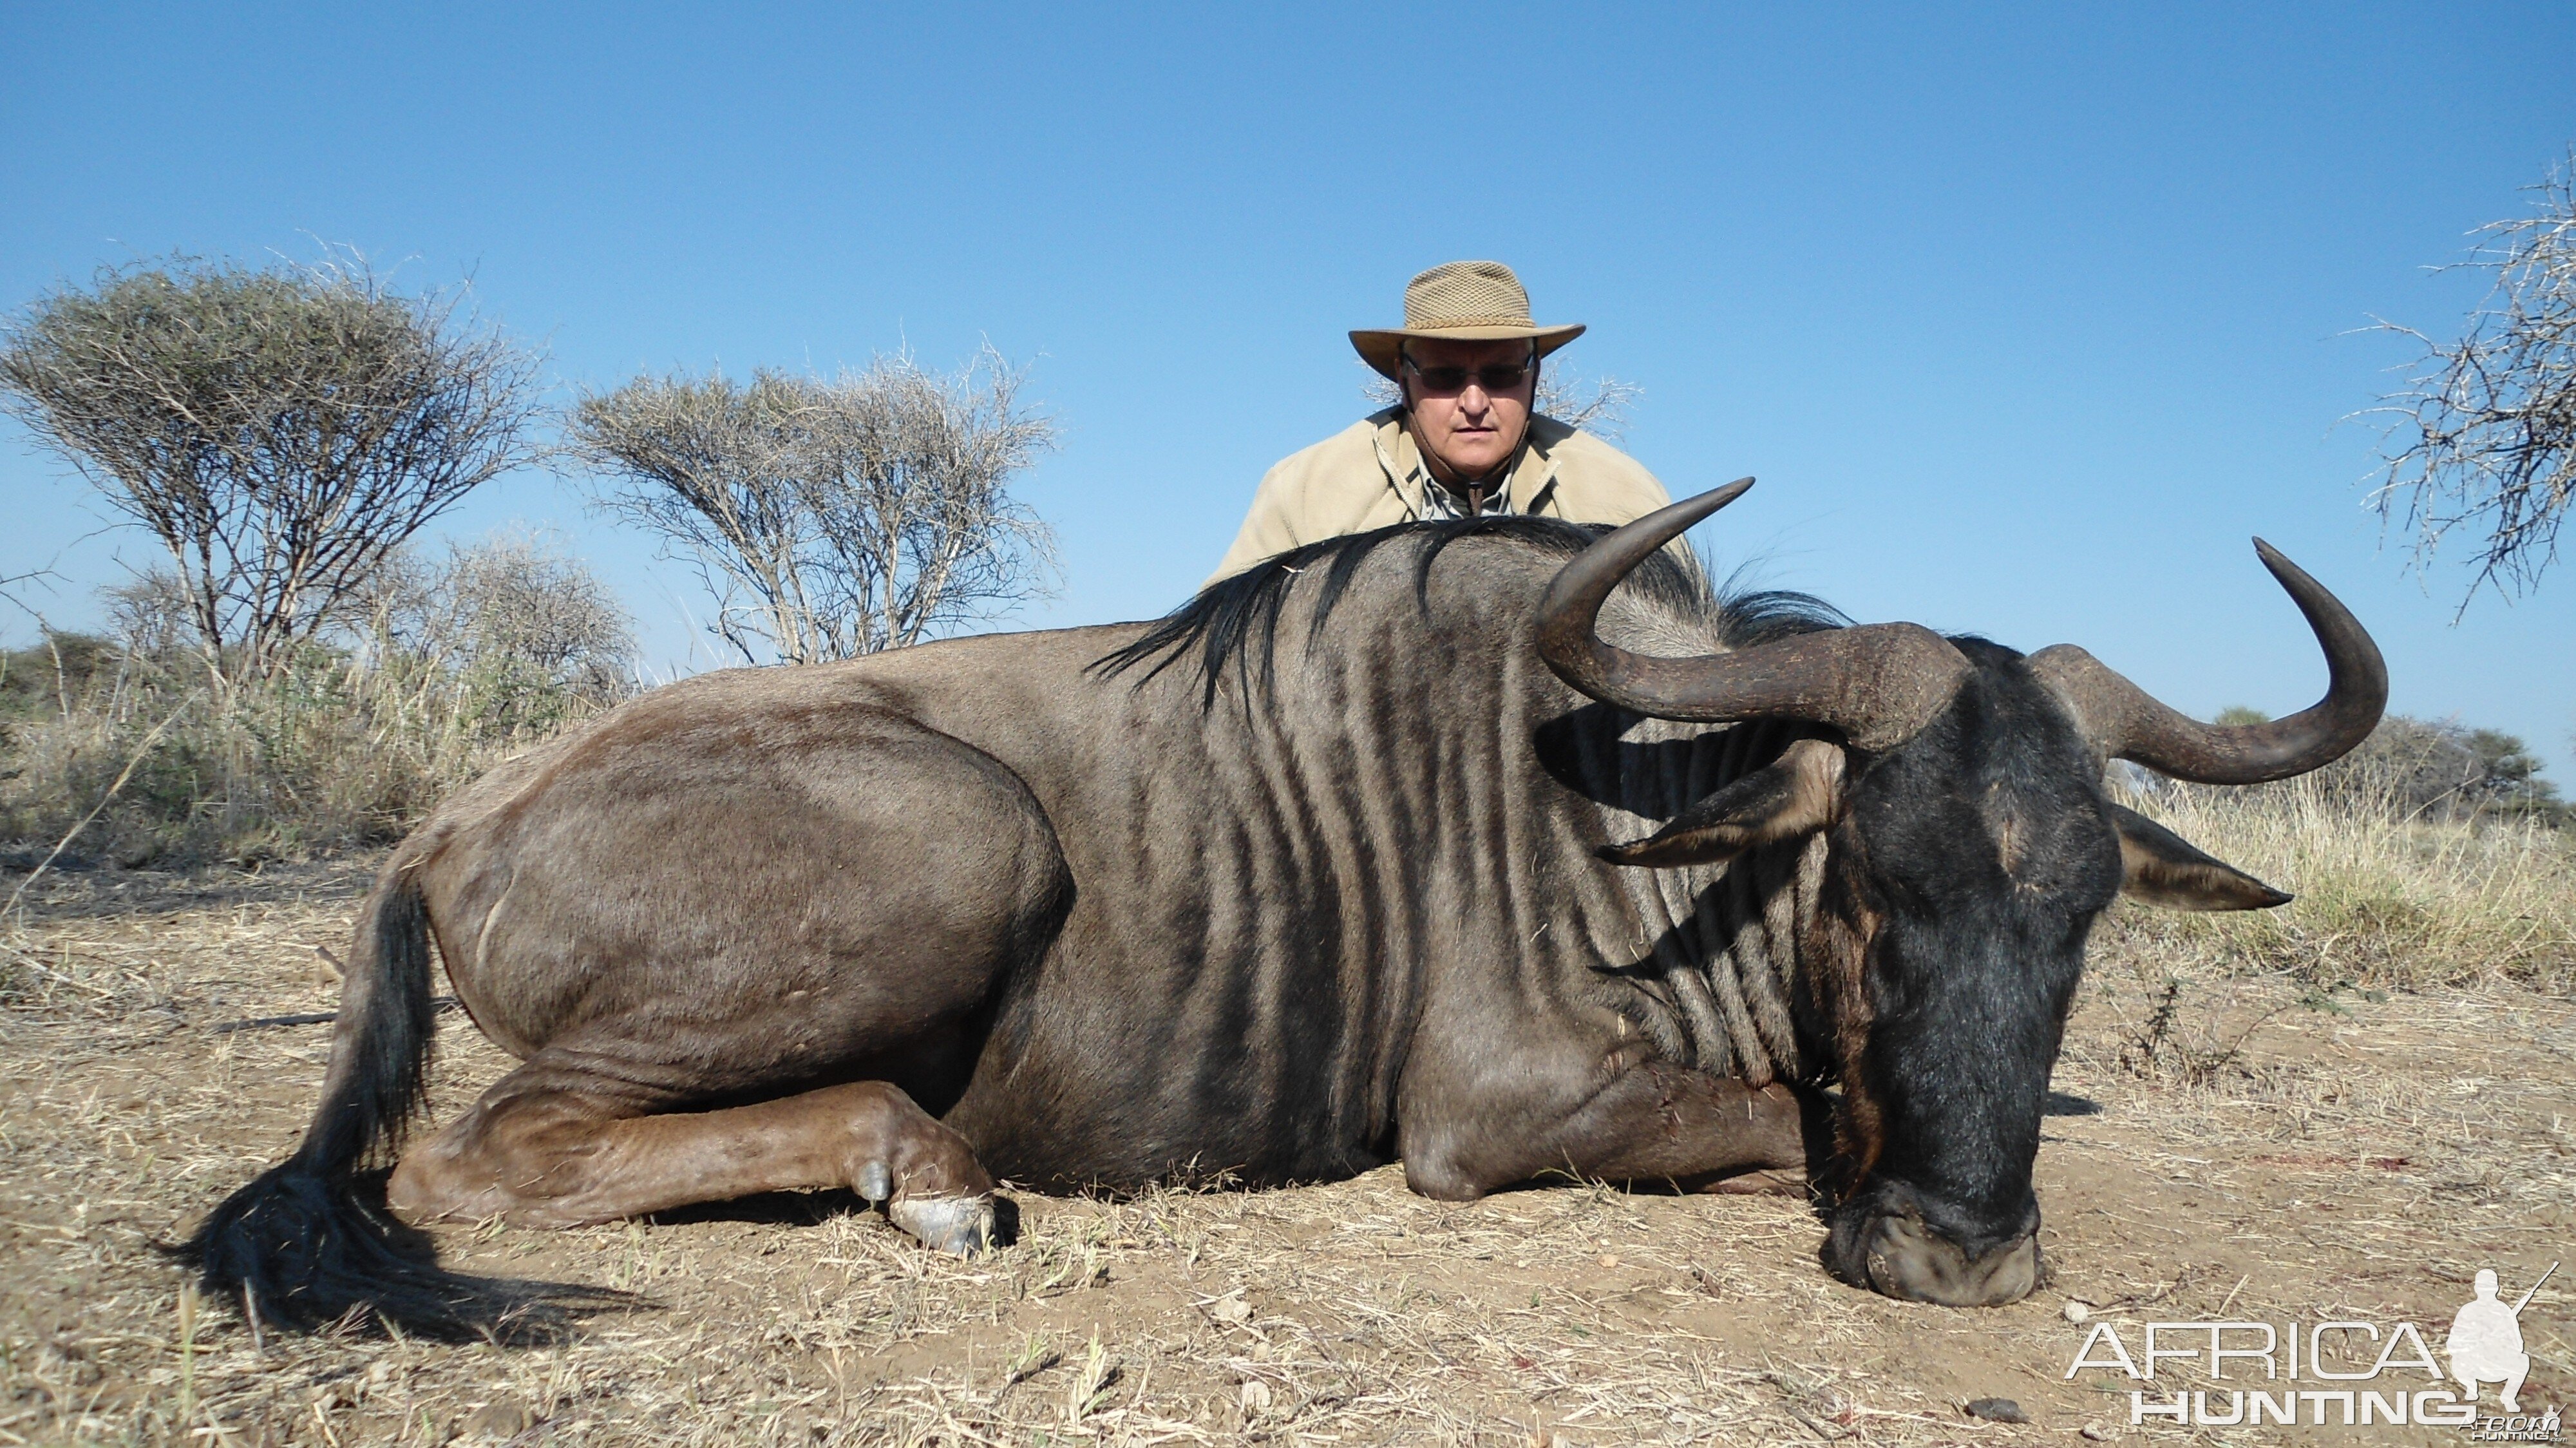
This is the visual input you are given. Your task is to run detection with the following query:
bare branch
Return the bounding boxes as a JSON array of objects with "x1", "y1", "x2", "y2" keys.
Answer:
[
  {"x1": 2363, "y1": 147, "x2": 2576, "y2": 607},
  {"x1": 1535, "y1": 370, "x2": 1643, "y2": 443},
  {"x1": 0, "y1": 567, "x2": 55, "y2": 625}
]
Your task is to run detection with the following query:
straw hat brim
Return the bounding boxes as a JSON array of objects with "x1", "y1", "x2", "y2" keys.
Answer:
[{"x1": 1350, "y1": 322, "x2": 1586, "y2": 380}]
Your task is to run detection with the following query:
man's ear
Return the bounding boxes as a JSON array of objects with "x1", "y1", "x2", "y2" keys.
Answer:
[
  {"x1": 2110, "y1": 803, "x2": 2292, "y2": 911},
  {"x1": 1602, "y1": 738, "x2": 1842, "y2": 869}
]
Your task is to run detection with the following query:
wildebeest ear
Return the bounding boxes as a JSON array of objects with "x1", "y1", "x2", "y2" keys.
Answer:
[
  {"x1": 1602, "y1": 738, "x2": 1843, "y2": 869},
  {"x1": 2109, "y1": 803, "x2": 2291, "y2": 911}
]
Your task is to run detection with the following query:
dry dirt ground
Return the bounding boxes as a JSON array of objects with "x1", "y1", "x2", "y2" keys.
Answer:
[{"x1": 3, "y1": 859, "x2": 2570, "y2": 1446}]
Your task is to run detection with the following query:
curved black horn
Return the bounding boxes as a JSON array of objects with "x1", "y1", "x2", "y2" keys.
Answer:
[
  {"x1": 2026, "y1": 540, "x2": 2387, "y2": 785},
  {"x1": 1535, "y1": 481, "x2": 1973, "y2": 751}
]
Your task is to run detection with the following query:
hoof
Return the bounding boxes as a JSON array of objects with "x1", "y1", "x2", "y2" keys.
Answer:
[
  {"x1": 856, "y1": 1161, "x2": 893, "y2": 1204},
  {"x1": 890, "y1": 1194, "x2": 996, "y2": 1255}
]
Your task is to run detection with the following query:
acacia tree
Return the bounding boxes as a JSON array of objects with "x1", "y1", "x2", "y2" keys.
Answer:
[
  {"x1": 0, "y1": 253, "x2": 547, "y2": 685},
  {"x1": 2370, "y1": 148, "x2": 2576, "y2": 605},
  {"x1": 571, "y1": 351, "x2": 1057, "y2": 665}
]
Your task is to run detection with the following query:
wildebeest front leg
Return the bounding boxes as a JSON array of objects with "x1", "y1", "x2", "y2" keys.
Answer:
[
  {"x1": 1399, "y1": 1053, "x2": 1823, "y2": 1200},
  {"x1": 388, "y1": 1071, "x2": 999, "y2": 1252},
  {"x1": 1551, "y1": 1064, "x2": 1826, "y2": 1195}
]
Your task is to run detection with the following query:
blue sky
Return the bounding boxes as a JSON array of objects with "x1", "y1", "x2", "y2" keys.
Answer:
[{"x1": 5, "y1": 5, "x2": 2573, "y2": 773}]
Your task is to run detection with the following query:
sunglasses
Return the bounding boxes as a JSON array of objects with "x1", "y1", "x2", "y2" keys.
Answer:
[{"x1": 1400, "y1": 351, "x2": 1535, "y2": 394}]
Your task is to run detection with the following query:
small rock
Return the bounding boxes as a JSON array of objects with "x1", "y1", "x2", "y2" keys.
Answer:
[
  {"x1": 1239, "y1": 1378, "x2": 1273, "y2": 1413},
  {"x1": 2081, "y1": 1424, "x2": 2111, "y2": 1442},
  {"x1": 1964, "y1": 1397, "x2": 2029, "y2": 1424},
  {"x1": 1210, "y1": 1293, "x2": 1252, "y2": 1326},
  {"x1": 460, "y1": 1398, "x2": 536, "y2": 1440},
  {"x1": 2063, "y1": 1299, "x2": 2091, "y2": 1322}
]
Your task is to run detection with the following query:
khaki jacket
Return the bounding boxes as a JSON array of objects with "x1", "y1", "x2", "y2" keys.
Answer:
[{"x1": 1208, "y1": 408, "x2": 1675, "y2": 584}]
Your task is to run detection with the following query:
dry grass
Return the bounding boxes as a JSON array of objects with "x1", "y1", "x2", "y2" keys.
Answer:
[
  {"x1": 3, "y1": 811, "x2": 2572, "y2": 1444},
  {"x1": 2, "y1": 533, "x2": 632, "y2": 870},
  {"x1": 2103, "y1": 772, "x2": 2576, "y2": 995},
  {"x1": 0, "y1": 635, "x2": 619, "y2": 872}
]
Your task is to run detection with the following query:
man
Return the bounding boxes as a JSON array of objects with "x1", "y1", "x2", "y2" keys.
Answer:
[{"x1": 1209, "y1": 260, "x2": 1676, "y2": 582}]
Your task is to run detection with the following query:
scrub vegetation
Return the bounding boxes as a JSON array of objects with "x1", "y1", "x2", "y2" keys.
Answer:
[
  {"x1": 0, "y1": 531, "x2": 634, "y2": 871},
  {"x1": 0, "y1": 253, "x2": 549, "y2": 688},
  {"x1": 2103, "y1": 712, "x2": 2575, "y2": 1002},
  {"x1": 569, "y1": 354, "x2": 1059, "y2": 667},
  {"x1": 0, "y1": 251, "x2": 1056, "y2": 872}
]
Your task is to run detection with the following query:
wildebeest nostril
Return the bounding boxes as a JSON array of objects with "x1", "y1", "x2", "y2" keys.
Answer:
[{"x1": 1853, "y1": 1212, "x2": 2043, "y2": 1307}]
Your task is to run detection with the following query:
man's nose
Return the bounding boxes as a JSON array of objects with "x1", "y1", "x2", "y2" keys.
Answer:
[{"x1": 1456, "y1": 382, "x2": 1491, "y2": 419}]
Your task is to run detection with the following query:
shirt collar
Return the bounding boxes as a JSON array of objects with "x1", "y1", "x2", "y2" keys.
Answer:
[{"x1": 1371, "y1": 407, "x2": 1562, "y2": 519}]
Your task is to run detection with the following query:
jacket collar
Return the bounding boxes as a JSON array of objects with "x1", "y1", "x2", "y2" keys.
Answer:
[{"x1": 1368, "y1": 406, "x2": 1566, "y2": 519}]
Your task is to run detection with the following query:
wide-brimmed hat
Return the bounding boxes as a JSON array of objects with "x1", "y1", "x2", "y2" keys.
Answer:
[{"x1": 1350, "y1": 260, "x2": 1586, "y2": 380}]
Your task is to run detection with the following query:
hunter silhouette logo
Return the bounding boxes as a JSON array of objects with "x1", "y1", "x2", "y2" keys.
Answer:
[{"x1": 2450, "y1": 1264, "x2": 2552, "y2": 1413}]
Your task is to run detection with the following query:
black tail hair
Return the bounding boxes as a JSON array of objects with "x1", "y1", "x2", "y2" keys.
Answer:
[{"x1": 171, "y1": 861, "x2": 622, "y2": 1342}]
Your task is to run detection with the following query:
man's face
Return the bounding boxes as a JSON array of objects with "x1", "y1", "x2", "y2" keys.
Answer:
[{"x1": 1400, "y1": 338, "x2": 1537, "y2": 482}]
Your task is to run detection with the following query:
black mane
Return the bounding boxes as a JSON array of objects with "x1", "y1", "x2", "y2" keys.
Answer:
[{"x1": 1093, "y1": 515, "x2": 1848, "y2": 709}]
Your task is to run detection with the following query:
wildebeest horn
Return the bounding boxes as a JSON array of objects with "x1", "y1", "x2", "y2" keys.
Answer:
[
  {"x1": 2025, "y1": 540, "x2": 2387, "y2": 785},
  {"x1": 1536, "y1": 481, "x2": 1974, "y2": 751}
]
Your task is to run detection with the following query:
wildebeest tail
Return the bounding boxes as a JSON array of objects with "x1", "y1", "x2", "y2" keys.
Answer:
[{"x1": 173, "y1": 859, "x2": 615, "y2": 1341}]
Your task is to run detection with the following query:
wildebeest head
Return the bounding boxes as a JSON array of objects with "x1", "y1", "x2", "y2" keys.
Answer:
[{"x1": 1537, "y1": 481, "x2": 2385, "y2": 1306}]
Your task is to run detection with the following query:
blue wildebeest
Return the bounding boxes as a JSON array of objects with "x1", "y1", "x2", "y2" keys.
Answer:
[{"x1": 182, "y1": 482, "x2": 2383, "y2": 1335}]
